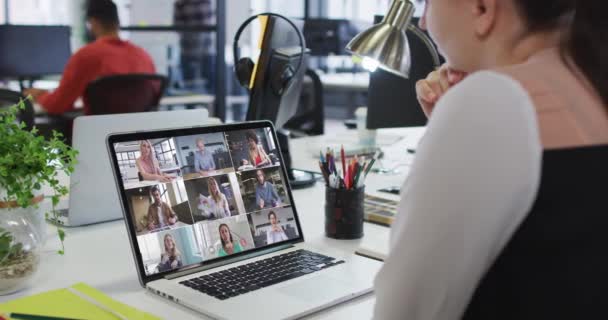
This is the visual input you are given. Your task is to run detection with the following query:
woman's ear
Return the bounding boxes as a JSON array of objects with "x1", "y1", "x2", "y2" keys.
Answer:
[{"x1": 473, "y1": 0, "x2": 498, "y2": 38}]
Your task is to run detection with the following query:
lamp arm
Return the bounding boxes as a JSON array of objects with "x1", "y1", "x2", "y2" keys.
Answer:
[{"x1": 407, "y1": 24, "x2": 442, "y2": 68}]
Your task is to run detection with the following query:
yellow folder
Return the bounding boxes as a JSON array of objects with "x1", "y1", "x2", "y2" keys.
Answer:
[{"x1": 0, "y1": 283, "x2": 161, "y2": 320}]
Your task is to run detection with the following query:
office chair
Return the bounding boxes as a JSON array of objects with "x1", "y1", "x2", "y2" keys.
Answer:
[
  {"x1": 367, "y1": 17, "x2": 443, "y2": 129},
  {"x1": 463, "y1": 145, "x2": 608, "y2": 319},
  {"x1": 284, "y1": 69, "x2": 325, "y2": 136},
  {"x1": 84, "y1": 74, "x2": 168, "y2": 115},
  {"x1": 0, "y1": 89, "x2": 34, "y2": 130}
]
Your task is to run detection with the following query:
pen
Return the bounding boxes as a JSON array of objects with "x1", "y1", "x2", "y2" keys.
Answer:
[
  {"x1": 7, "y1": 313, "x2": 82, "y2": 320},
  {"x1": 341, "y1": 145, "x2": 346, "y2": 181}
]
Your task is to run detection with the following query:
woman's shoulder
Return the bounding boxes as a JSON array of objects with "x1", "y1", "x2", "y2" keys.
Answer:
[
  {"x1": 440, "y1": 71, "x2": 535, "y2": 116},
  {"x1": 429, "y1": 70, "x2": 540, "y2": 154}
]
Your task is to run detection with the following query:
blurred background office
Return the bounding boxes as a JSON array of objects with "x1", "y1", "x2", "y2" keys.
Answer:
[{"x1": 0, "y1": 0, "x2": 429, "y2": 128}]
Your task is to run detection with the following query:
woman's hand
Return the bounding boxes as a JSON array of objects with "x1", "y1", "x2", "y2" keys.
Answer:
[
  {"x1": 158, "y1": 175, "x2": 172, "y2": 183},
  {"x1": 224, "y1": 242, "x2": 234, "y2": 254},
  {"x1": 416, "y1": 64, "x2": 467, "y2": 117}
]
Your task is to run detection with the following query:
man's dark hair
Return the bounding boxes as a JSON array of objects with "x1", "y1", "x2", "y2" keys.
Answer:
[{"x1": 86, "y1": 0, "x2": 120, "y2": 28}]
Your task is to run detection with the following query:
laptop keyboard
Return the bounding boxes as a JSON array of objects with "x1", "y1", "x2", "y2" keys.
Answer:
[{"x1": 179, "y1": 249, "x2": 344, "y2": 300}]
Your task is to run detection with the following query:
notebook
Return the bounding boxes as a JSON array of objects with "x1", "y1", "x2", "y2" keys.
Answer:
[
  {"x1": 355, "y1": 225, "x2": 390, "y2": 261},
  {"x1": 0, "y1": 283, "x2": 160, "y2": 320}
]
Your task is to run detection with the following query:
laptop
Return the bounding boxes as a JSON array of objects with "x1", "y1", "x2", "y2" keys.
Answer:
[
  {"x1": 106, "y1": 121, "x2": 382, "y2": 320},
  {"x1": 52, "y1": 109, "x2": 210, "y2": 227}
]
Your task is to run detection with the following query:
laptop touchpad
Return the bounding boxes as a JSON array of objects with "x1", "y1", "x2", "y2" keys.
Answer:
[{"x1": 278, "y1": 275, "x2": 353, "y2": 303}]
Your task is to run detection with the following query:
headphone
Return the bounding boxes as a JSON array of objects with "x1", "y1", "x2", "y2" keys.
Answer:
[{"x1": 233, "y1": 13, "x2": 306, "y2": 96}]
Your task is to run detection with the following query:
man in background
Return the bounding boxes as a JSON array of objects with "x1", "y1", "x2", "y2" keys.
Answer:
[
  {"x1": 173, "y1": 0, "x2": 216, "y2": 93},
  {"x1": 24, "y1": 0, "x2": 156, "y2": 115}
]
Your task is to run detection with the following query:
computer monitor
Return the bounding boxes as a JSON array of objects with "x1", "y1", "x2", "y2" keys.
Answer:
[
  {"x1": 245, "y1": 15, "x2": 315, "y2": 188},
  {"x1": 366, "y1": 17, "x2": 442, "y2": 129},
  {"x1": 303, "y1": 19, "x2": 361, "y2": 56},
  {"x1": 0, "y1": 25, "x2": 71, "y2": 79}
]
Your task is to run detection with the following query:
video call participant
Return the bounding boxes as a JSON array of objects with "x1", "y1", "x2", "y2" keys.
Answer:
[
  {"x1": 24, "y1": 0, "x2": 156, "y2": 115},
  {"x1": 245, "y1": 130, "x2": 271, "y2": 167},
  {"x1": 147, "y1": 186, "x2": 178, "y2": 231},
  {"x1": 255, "y1": 170, "x2": 281, "y2": 209},
  {"x1": 266, "y1": 211, "x2": 288, "y2": 244},
  {"x1": 197, "y1": 177, "x2": 230, "y2": 219},
  {"x1": 158, "y1": 234, "x2": 183, "y2": 272},
  {"x1": 136, "y1": 140, "x2": 173, "y2": 183},
  {"x1": 218, "y1": 224, "x2": 243, "y2": 257},
  {"x1": 194, "y1": 137, "x2": 216, "y2": 174}
]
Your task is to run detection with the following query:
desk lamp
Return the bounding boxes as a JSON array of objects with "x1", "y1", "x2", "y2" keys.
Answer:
[{"x1": 346, "y1": 0, "x2": 440, "y2": 78}]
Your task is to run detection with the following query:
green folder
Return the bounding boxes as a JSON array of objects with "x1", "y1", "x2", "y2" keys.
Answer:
[{"x1": 0, "y1": 283, "x2": 161, "y2": 320}]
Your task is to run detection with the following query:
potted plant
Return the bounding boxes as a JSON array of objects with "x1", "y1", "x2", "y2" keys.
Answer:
[{"x1": 0, "y1": 100, "x2": 77, "y2": 295}]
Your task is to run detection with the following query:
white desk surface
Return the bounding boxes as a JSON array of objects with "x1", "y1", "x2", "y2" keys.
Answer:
[{"x1": 0, "y1": 125, "x2": 425, "y2": 319}]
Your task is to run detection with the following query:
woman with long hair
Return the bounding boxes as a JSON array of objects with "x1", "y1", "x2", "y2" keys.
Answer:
[
  {"x1": 245, "y1": 130, "x2": 271, "y2": 167},
  {"x1": 136, "y1": 140, "x2": 173, "y2": 182},
  {"x1": 158, "y1": 234, "x2": 182, "y2": 272},
  {"x1": 374, "y1": 0, "x2": 608, "y2": 319},
  {"x1": 198, "y1": 177, "x2": 230, "y2": 219},
  {"x1": 218, "y1": 223, "x2": 243, "y2": 257}
]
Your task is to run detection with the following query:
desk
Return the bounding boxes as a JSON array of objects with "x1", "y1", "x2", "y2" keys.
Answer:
[{"x1": 0, "y1": 125, "x2": 426, "y2": 319}]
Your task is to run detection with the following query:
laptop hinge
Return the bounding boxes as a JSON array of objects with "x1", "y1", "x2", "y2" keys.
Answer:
[{"x1": 164, "y1": 244, "x2": 295, "y2": 280}]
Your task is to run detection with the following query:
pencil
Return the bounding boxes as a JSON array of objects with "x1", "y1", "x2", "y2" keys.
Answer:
[
  {"x1": 8, "y1": 313, "x2": 82, "y2": 320},
  {"x1": 341, "y1": 145, "x2": 346, "y2": 181}
]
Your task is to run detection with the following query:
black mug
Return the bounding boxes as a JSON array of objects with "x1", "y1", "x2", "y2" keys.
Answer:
[{"x1": 325, "y1": 187, "x2": 365, "y2": 239}]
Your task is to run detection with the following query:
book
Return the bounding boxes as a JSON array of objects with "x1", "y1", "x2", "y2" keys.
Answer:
[
  {"x1": 355, "y1": 227, "x2": 390, "y2": 261},
  {"x1": 363, "y1": 194, "x2": 399, "y2": 226},
  {"x1": 0, "y1": 283, "x2": 160, "y2": 320}
]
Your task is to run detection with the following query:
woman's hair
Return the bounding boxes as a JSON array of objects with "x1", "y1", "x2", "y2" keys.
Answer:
[
  {"x1": 207, "y1": 177, "x2": 222, "y2": 204},
  {"x1": 139, "y1": 140, "x2": 155, "y2": 160},
  {"x1": 163, "y1": 234, "x2": 181, "y2": 258},
  {"x1": 218, "y1": 223, "x2": 233, "y2": 248},
  {"x1": 268, "y1": 210, "x2": 277, "y2": 221},
  {"x1": 245, "y1": 130, "x2": 259, "y2": 145},
  {"x1": 514, "y1": 1, "x2": 608, "y2": 109}
]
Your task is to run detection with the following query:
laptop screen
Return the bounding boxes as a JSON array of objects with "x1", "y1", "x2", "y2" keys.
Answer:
[{"x1": 108, "y1": 122, "x2": 303, "y2": 279}]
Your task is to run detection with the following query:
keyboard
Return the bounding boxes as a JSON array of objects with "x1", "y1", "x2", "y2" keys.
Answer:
[{"x1": 180, "y1": 249, "x2": 343, "y2": 300}]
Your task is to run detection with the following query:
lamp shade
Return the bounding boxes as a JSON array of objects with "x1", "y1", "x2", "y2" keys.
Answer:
[{"x1": 346, "y1": 0, "x2": 415, "y2": 78}]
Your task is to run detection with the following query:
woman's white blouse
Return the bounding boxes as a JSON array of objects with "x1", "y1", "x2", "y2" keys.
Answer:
[{"x1": 373, "y1": 72, "x2": 543, "y2": 320}]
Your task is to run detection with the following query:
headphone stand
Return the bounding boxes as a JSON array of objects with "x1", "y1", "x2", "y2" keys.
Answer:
[{"x1": 277, "y1": 129, "x2": 317, "y2": 189}]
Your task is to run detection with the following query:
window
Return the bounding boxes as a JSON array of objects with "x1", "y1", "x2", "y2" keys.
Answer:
[
  {"x1": 0, "y1": 0, "x2": 5, "y2": 24},
  {"x1": 193, "y1": 223, "x2": 215, "y2": 257},
  {"x1": 139, "y1": 235, "x2": 161, "y2": 263},
  {"x1": 326, "y1": 0, "x2": 426, "y2": 22},
  {"x1": 8, "y1": 0, "x2": 70, "y2": 25},
  {"x1": 117, "y1": 151, "x2": 140, "y2": 173},
  {"x1": 153, "y1": 139, "x2": 177, "y2": 168},
  {"x1": 158, "y1": 183, "x2": 170, "y2": 204}
]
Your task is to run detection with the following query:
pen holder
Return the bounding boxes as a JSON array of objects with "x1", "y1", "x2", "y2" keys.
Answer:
[{"x1": 325, "y1": 186, "x2": 365, "y2": 239}]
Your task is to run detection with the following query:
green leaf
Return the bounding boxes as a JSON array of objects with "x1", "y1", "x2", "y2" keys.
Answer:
[{"x1": 0, "y1": 100, "x2": 77, "y2": 254}]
